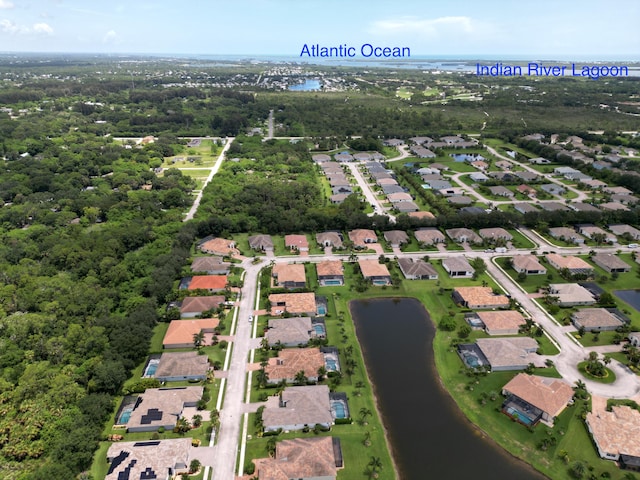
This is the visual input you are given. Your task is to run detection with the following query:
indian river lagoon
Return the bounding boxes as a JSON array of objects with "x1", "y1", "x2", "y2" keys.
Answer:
[{"x1": 350, "y1": 297, "x2": 546, "y2": 480}]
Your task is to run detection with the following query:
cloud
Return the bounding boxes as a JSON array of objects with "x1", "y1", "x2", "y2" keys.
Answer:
[
  {"x1": 0, "y1": 19, "x2": 53, "y2": 35},
  {"x1": 102, "y1": 29, "x2": 118, "y2": 44},
  {"x1": 0, "y1": 0, "x2": 14, "y2": 9},
  {"x1": 370, "y1": 16, "x2": 476, "y2": 37}
]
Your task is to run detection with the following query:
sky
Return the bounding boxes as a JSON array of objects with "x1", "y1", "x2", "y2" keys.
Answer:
[{"x1": 0, "y1": 0, "x2": 638, "y2": 60}]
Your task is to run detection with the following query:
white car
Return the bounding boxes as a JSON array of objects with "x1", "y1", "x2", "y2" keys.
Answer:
[{"x1": 248, "y1": 315, "x2": 253, "y2": 323}]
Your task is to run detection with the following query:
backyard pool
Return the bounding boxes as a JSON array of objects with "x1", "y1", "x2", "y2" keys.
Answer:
[
  {"x1": 331, "y1": 401, "x2": 347, "y2": 419},
  {"x1": 325, "y1": 358, "x2": 338, "y2": 371},
  {"x1": 504, "y1": 406, "x2": 536, "y2": 426},
  {"x1": 322, "y1": 280, "x2": 342, "y2": 286},
  {"x1": 118, "y1": 407, "x2": 133, "y2": 424},
  {"x1": 313, "y1": 324, "x2": 326, "y2": 336},
  {"x1": 317, "y1": 305, "x2": 327, "y2": 315},
  {"x1": 450, "y1": 153, "x2": 485, "y2": 162},
  {"x1": 143, "y1": 358, "x2": 160, "y2": 377}
]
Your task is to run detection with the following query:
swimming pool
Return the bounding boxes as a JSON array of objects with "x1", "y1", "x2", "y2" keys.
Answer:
[
  {"x1": 331, "y1": 401, "x2": 347, "y2": 419},
  {"x1": 317, "y1": 305, "x2": 327, "y2": 315},
  {"x1": 143, "y1": 359, "x2": 160, "y2": 377},
  {"x1": 118, "y1": 407, "x2": 133, "y2": 424},
  {"x1": 461, "y1": 351, "x2": 481, "y2": 368},
  {"x1": 504, "y1": 407, "x2": 535, "y2": 426},
  {"x1": 313, "y1": 324, "x2": 326, "y2": 336},
  {"x1": 326, "y1": 358, "x2": 338, "y2": 371},
  {"x1": 323, "y1": 280, "x2": 342, "y2": 286}
]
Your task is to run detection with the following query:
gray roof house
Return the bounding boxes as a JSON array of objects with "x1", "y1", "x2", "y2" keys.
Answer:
[
  {"x1": 262, "y1": 385, "x2": 333, "y2": 432},
  {"x1": 548, "y1": 283, "x2": 596, "y2": 307},
  {"x1": 479, "y1": 228, "x2": 513, "y2": 241},
  {"x1": 447, "y1": 195, "x2": 474, "y2": 205},
  {"x1": 476, "y1": 337, "x2": 540, "y2": 371},
  {"x1": 548, "y1": 227, "x2": 586, "y2": 245},
  {"x1": 540, "y1": 184, "x2": 566, "y2": 195},
  {"x1": 571, "y1": 308, "x2": 625, "y2": 332},
  {"x1": 266, "y1": 317, "x2": 313, "y2": 347},
  {"x1": 577, "y1": 225, "x2": 616, "y2": 243},
  {"x1": 512, "y1": 255, "x2": 547, "y2": 275},
  {"x1": 514, "y1": 203, "x2": 539, "y2": 214},
  {"x1": 592, "y1": 254, "x2": 631, "y2": 273},
  {"x1": 488, "y1": 186, "x2": 515, "y2": 198},
  {"x1": 106, "y1": 438, "x2": 193, "y2": 480},
  {"x1": 190, "y1": 257, "x2": 231, "y2": 275},
  {"x1": 442, "y1": 257, "x2": 475, "y2": 278},
  {"x1": 248, "y1": 234, "x2": 274, "y2": 251},
  {"x1": 394, "y1": 201, "x2": 420, "y2": 213},
  {"x1": 154, "y1": 351, "x2": 210, "y2": 382},
  {"x1": 383, "y1": 230, "x2": 410, "y2": 247},
  {"x1": 126, "y1": 387, "x2": 203, "y2": 433},
  {"x1": 316, "y1": 231, "x2": 343, "y2": 248},
  {"x1": 397, "y1": 258, "x2": 438, "y2": 280},
  {"x1": 446, "y1": 228, "x2": 482, "y2": 244},
  {"x1": 608, "y1": 224, "x2": 640, "y2": 241},
  {"x1": 414, "y1": 227, "x2": 446, "y2": 245}
]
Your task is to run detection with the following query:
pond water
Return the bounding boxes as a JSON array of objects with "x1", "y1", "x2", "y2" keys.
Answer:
[
  {"x1": 350, "y1": 297, "x2": 546, "y2": 480},
  {"x1": 614, "y1": 290, "x2": 640, "y2": 312},
  {"x1": 288, "y1": 79, "x2": 321, "y2": 91},
  {"x1": 449, "y1": 153, "x2": 485, "y2": 162}
]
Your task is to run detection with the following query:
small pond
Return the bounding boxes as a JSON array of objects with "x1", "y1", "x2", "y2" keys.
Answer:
[
  {"x1": 288, "y1": 79, "x2": 321, "y2": 91},
  {"x1": 614, "y1": 290, "x2": 640, "y2": 312}
]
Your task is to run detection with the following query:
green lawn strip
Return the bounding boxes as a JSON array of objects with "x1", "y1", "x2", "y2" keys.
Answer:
[
  {"x1": 437, "y1": 159, "x2": 477, "y2": 172},
  {"x1": 509, "y1": 229, "x2": 537, "y2": 249},
  {"x1": 536, "y1": 332, "x2": 561, "y2": 355},
  {"x1": 149, "y1": 321, "x2": 170, "y2": 353},
  {"x1": 571, "y1": 330, "x2": 623, "y2": 348},
  {"x1": 307, "y1": 234, "x2": 325, "y2": 255},
  {"x1": 233, "y1": 233, "x2": 263, "y2": 257}
]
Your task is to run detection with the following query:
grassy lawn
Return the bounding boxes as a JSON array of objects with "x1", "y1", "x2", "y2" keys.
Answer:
[
  {"x1": 577, "y1": 361, "x2": 617, "y2": 383},
  {"x1": 396, "y1": 87, "x2": 413, "y2": 99},
  {"x1": 571, "y1": 330, "x2": 624, "y2": 347}
]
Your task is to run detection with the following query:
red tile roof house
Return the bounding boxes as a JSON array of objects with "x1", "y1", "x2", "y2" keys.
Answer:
[
  {"x1": 316, "y1": 260, "x2": 344, "y2": 286},
  {"x1": 358, "y1": 259, "x2": 392, "y2": 285},
  {"x1": 163, "y1": 318, "x2": 219, "y2": 349},
  {"x1": 187, "y1": 275, "x2": 228, "y2": 292},
  {"x1": 316, "y1": 231, "x2": 343, "y2": 248},
  {"x1": 478, "y1": 228, "x2": 513, "y2": 242},
  {"x1": 253, "y1": 437, "x2": 343, "y2": 480},
  {"x1": 586, "y1": 405, "x2": 640, "y2": 467},
  {"x1": 262, "y1": 385, "x2": 334, "y2": 432},
  {"x1": 268, "y1": 293, "x2": 317, "y2": 316},
  {"x1": 502, "y1": 373, "x2": 574, "y2": 426},
  {"x1": 264, "y1": 347, "x2": 325, "y2": 384},
  {"x1": 516, "y1": 184, "x2": 537, "y2": 197},
  {"x1": 512, "y1": 255, "x2": 547, "y2": 275},
  {"x1": 284, "y1": 234, "x2": 309, "y2": 252},
  {"x1": 272, "y1": 264, "x2": 307, "y2": 289},
  {"x1": 179, "y1": 295, "x2": 225, "y2": 318},
  {"x1": 348, "y1": 229, "x2": 378, "y2": 249},
  {"x1": 154, "y1": 351, "x2": 210, "y2": 382},
  {"x1": 471, "y1": 310, "x2": 527, "y2": 335},
  {"x1": 452, "y1": 286, "x2": 510, "y2": 309}
]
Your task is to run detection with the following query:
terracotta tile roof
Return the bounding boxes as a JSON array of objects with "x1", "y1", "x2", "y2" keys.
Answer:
[
  {"x1": 453, "y1": 286, "x2": 510, "y2": 308},
  {"x1": 512, "y1": 255, "x2": 546, "y2": 272},
  {"x1": 179, "y1": 296, "x2": 225, "y2": 315},
  {"x1": 284, "y1": 235, "x2": 309, "y2": 249},
  {"x1": 254, "y1": 436, "x2": 339, "y2": 480},
  {"x1": 316, "y1": 231, "x2": 343, "y2": 247},
  {"x1": 348, "y1": 229, "x2": 377, "y2": 247},
  {"x1": 272, "y1": 264, "x2": 306, "y2": 284},
  {"x1": 358, "y1": 259, "x2": 391, "y2": 278},
  {"x1": 546, "y1": 254, "x2": 593, "y2": 271},
  {"x1": 264, "y1": 347, "x2": 325, "y2": 382},
  {"x1": 415, "y1": 227, "x2": 445, "y2": 244},
  {"x1": 188, "y1": 275, "x2": 228, "y2": 291},
  {"x1": 586, "y1": 405, "x2": 640, "y2": 459},
  {"x1": 268, "y1": 293, "x2": 316, "y2": 315},
  {"x1": 476, "y1": 310, "x2": 526, "y2": 333},
  {"x1": 503, "y1": 373, "x2": 574, "y2": 417},
  {"x1": 199, "y1": 237, "x2": 237, "y2": 256},
  {"x1": 408, "y1": 211, "x2": 435, "y2": 219},
  {"x1": 316, "y1": 260, "x2": 343, "y2": 277},
  {"x1": 163, "y1": 318, "x2": 219, "y2": 347},
  {"x1": 478, "y1": 227, "x2": 513, "y2": 240}
]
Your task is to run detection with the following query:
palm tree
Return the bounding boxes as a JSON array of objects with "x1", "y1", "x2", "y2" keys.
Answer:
[
  {"x1": 294, "y1": 370, "x2": 307, "y2": 386},
  {"x1": 256, "y1": 368, "x2": 269, "y2": 388},
  {"x1": 363, "y1": 431, "x2": 372, "y2": 447},
  {"x1": 317, "y1": 366, "x2": 327, "y2": 381},
  {"x1": 368, "y1": 456, "x2": 383, "y2": 473},
  {"x1": 193, "y1": 330, "x2": 205, "y2": 349},
  {"x1": 266, "y1": 436, "x2": 277, "y2": 457},
  {"x1": 359, "y1": 407, "x2": 372, "y2": 425},
  {"x1": 192, "y1": 414, "x2": 203, "y2": 428}
]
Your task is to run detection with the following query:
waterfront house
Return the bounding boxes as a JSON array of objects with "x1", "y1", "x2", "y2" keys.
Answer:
[{"x1": 502, "y1": 374, "x2": 574, "y2": 426}]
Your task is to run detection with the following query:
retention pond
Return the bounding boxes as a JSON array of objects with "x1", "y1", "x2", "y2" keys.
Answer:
[{"x1": 350, "y1": 297, "x2": 546, "y2": 480}]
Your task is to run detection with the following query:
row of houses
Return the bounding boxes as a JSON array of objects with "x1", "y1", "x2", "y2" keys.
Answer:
[
  {"x1": 363, "y1": 161, "x2": 420, "y2": 213},
  {"x1": 549, "y1": 224, "x2": 640, "y2": 245}
]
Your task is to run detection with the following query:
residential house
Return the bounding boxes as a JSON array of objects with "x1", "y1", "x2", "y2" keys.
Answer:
[
  {"x1": 125, "y1": 387, "x2": 203, "y2": 433},
  {"x1": 469, "y1": 172, "x2": 489, "y2": 182},
  {"x1": 397, "y1": 258, "x2": 438, "y2": 280},
  {"x1": 414, "y1": 227, "x2": 446, "y2": 245},
  {"x1": 447, "y1": 195, "x2": 474, "y2": 205},
  {"x1": 495, "y1": 160, "x2": 513, "y2": 170},
  {"x1": 592, "y1": 161, "x2": 611, "y2": 171},
  {"x1": 383, "y1": 138, "x2": 404, "y2": 146},
  {"x1": 540, "y1": 184, "x2": 566, "y2": 195},
  {"x1": 611, "y1": 194, "x2": 639, "y2": 205},
  {"x1": 545, "y1": 254, "x2": 594, "y2": 276},
  {"x1": 190, "y1": 257, "x2": 230, "y2": 275},
  {"x1": 163, "y1": 319, "x2": 219, "y2": 349},
  {"x1": 316, "y1": 231, "x2": 343, "y2": 249},
  {"x1": 547, "y1": 283, "x2": 596, "y2": 307},
  {"x1": 106, "y1": 438, "x2": 193, "y2": 480},
  {"x1": 577, "y1": 225, "x2": 616, "y2": 243},
  {"x1": 629, "y1": 332, "x2": 640, "y2": 348},
  {"x1": 265, "y1": 317, "x2": 314, "y2": 347},
  {"x1": 592, "y1": 253, "x2": 631, "y2": 273},
  {"x1": 586, "y1": 405, "x2": 640, "y2": 467},
  {"x1": 376, "y1": 178, "x2": 398, "y2": 187},
  {"x1": 478, "y1": 228, "x2": 513, "y2": 242},
  {"x1": 446, "y1": 228, "x2": 482, "y2": 244},
  {"x1": 460, "y1": 207, "x2": 486, "y2": 215},
  {"x1": 268, "y1": 293, "x2": 318, "y2": 316},
  {"x1": 179, "y1": 296, "x2": 225, "y2": 318},
  {"x1": 516, "y1": 184, "x2": 537, "y2": 197},
  {"x1": 604, "y1": 186, "x2": 633, "y2": 195},
  {"x1": 512, "y1": 255, "x2": 547, "y2": 275},
  {"x1": 502, "y1": 374, "x2": 574, "y2": 426},
  {"x1": 381, "y1": 184, "x2": 405, "y2": 195},
  {"x1": 580, "y1": 179, "x2": 607, "y2": 189},
  {"x1": 411, "y1": 146, "x2": 436, "y2": 158},
  {"x1": 253, "y1": 437, "x2": 343, "y2": 480},
  {"x1": 199, "y1": 237, "x2": 237, "y2": 256},
  {"x1": 571, "y1": 308, "x2": 625, "y2": 332},
  {"x1": 248, "y1": 234, "x2": 274, "y2": 252},
  {"x1": 348, "y1": 229, "x2": 377, "y2": 249},
  {"x1": 316, "y1": 260, "x2": 344, "y2": 286},
  {"x1": 488, "y1": 186, "x2": 514, "y2": 198},
  {"x1": 262, "y1": 385, "x2": 334, "y2": 432},
  {"x1": 383, "y1": 230, "x2": 409, "y2": 247},
  {"x1": 514, "y1": 203, "x2": 539, "y2": 214},
  {"x1": 332, "y1": 186, "x2": 353, "y2": 195},
  {"x1": 452, "y1": 286, "x2": 510, "y2": 309},
  {"x1": 514, "y1": 171, "x2": 540, "y2": 182},
  {"x1": 358, "y1": 259, "x2": 392, "y2": 285},
  {"x1": 442, "y1": 257, "x2": 475, "y2": 278},
  {"x1": 187, "y1": 275, "x2": 227, "y2": 292},
  {"x1": 475, "y1": 337, "x2": 540, "y2": 371},
  {"x1": 312, "y1": 154, "x2": 332, "y2": 163},
  {"x1": 272, "y1": 264, "x2": 307, "y2": 289},
  {"x1": 609, "y1": 224, "x2": 640, "y2": 241},
  {"x1": 424, "y1": 179, "x2": 452, "y2": 190},
  {"x1": 539, "y1": 202, "x2": 570, "y2": 212},
  {"x1": 353, "y1": 152, "x2": 372, "y2": 162},
  {"x1": 599, "y1": 202, "x2": 630, "y2": 212},
  {"x1": 285, "y1": 235, "x2": 309, "y2": 252},
  {"x1": 387, "y1": 192, "x2": 413, "y2": 203},
  {"x1": 529, "y1": 157, "x2": 551, "y2": 164},
  {"x1": 548, "y1": 227, "x2": 586, "y2": 245},
  {"x1": 408, "y1": 211, "x2": 436, "y2": 220},
  {"x1": 470, "y1": 161, "x2": 488, "y2": 170},
  {"x1": 264, "y1": 347, "x2": 325, "y2": 384},
  {"x1": 334, "y1": 153, "x2": 353, "y2": 162},
  {"x1": 154, "y1": 351, "x2": 210, "y2": 382},
  {"x1": 570, "y1": 202, "x2": 601, "y2": 213},
  {"x1": 471, "y1": 310, "x2": 526, "y2": 336},
  {"x1": 395, "y1": 200, "x2": 420, "y2": 212}
]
